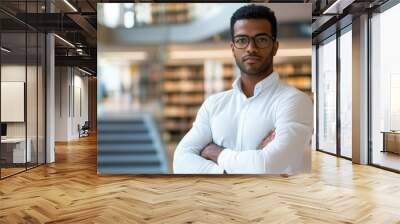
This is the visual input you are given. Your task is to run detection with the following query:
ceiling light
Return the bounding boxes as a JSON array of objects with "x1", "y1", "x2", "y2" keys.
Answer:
[
  {"x1": 323, "y1": 0, "x2": 340, "y2": 14},
  {"x1": 78, "y1": 67, "x2": 93, "y2": 76},
  {"x1": 63, "y1": 0, "x2": 78, "y2": 12},
  {"x1": 54, "y1": 34, "x2": 75, "y2": 48},
  {"x1": 1, "y1": 47, "x2": 11, "y2": 53},
  {"x1": 322, "y1": 0, "x2": 354, "y2": 15}
]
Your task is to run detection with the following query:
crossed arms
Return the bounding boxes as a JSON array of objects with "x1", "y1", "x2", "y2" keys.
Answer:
[{"x1": 173, "y1": 93, "x2": 313, "y2": 174}]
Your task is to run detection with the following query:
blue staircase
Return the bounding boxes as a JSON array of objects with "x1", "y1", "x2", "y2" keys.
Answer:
[{"x1": 97, "y1": 113, "x2": 168, "y2": 174}]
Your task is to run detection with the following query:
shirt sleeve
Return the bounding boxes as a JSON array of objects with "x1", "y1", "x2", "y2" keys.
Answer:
[
  {"x1": 173, "y1": 97, "x2": 225, "y2": 174},
  {"x1": 217, "y1": 92, "x2": 313, "y2": 174}
]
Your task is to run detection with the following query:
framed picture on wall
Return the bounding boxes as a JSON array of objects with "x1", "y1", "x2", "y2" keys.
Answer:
[{"x1": 1, "y1": 81, "x2": 25, "y2": 122}]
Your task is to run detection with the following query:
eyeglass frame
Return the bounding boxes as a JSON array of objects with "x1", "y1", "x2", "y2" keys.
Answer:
[{"x1": 232, "y1": 33, "x2": 276, "y2": 49}]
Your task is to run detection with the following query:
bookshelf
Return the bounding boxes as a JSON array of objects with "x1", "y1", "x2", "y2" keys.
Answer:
[
  {"x1": 151, "y1": 3, "x2": 192, "y2": 25},
  {"x1": 162, "y1": 63, "x2": 235, "y2": 145},
  {"x1": 274, "y1": 62, "x2": 312, "y2": 99},
  {"x1": 222, "y1": 64, "x2": 236, "y2": 90},
  {"x1": 162, "y1": 65, "x2": 204, "y2": 143}
]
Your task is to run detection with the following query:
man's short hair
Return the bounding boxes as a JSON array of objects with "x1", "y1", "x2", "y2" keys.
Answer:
[{"x1": 230, "y1": 4, "x2": 277, "y2": 40}]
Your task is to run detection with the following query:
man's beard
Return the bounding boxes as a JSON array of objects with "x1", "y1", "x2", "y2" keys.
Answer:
[{"x1": 235, "y1": 52, "x2": 274, "y2": 76}]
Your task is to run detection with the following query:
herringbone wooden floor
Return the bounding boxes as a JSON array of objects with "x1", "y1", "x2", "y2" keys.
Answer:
[{"x1": 1, "y1": 135, "x2": 400, "y2": 224}]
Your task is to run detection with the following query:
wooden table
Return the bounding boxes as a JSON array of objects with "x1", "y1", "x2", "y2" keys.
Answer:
[{"x1": 381, "y1": 131, "x2": 400, "y2": 154}]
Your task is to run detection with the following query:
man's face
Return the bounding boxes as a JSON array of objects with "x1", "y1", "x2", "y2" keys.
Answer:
[{"x1": 231, "y1": 19, "x2": 279, "y2": 76}]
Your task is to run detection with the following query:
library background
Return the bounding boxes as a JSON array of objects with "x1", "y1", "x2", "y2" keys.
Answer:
[{"x1": 97, "y1": 3, "x2": 312, "y2": 173}]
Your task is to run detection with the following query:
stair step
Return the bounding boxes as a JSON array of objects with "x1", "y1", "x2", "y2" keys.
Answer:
[
  {"x1": 98, "y1": 119, "x2": 145, "y2": 125},
  {"x1": 98, "y1": 143, "x2": 156, "y2": 153},
  {"x1": 98, "y1": 166, "x2": 164, "y2": 174},
  {"x1": 98, "y1": 151, "x2": 158, "y2": 157},
  {"x1": 98, "y1": 154, "x2": 161, "y2": 164},
  {"x1": 97, "y1": 133, "x2": 152, "y2": 142},
  {"x1": 98, "y1": 124, "x2": 148, "y2": 133}
]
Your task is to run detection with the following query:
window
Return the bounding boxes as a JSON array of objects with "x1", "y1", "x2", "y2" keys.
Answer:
[
  {"x1": 339, "y1": 27, "x2": 352, "y2": 158},
  {"x1": 317, "y1": 35, "x2": 337, "y2": 154}
]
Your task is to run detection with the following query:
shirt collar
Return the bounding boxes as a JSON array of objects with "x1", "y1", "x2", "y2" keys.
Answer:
[{"x1": 232, "y1": 71, "x2": 279, "y2": 97}]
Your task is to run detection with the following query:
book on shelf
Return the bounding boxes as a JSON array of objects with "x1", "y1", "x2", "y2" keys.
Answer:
[
  {"x1": 162, "y1": 94, "x2": 204, "y2": 105},
  {"x1": 164, "y1": 120, "x2": 192, "y2": 130},
  {"x1": 151, "y1": 3, "x2": 191, "y2": 25},
  {"x1": 274, "y1": 63, "x2": 311, "y2": 76},
  {"x1": 163, "y1": 81, "x2": 204, "y2": 92},
  {"x1": 281, "y1": 76, "x2": 311, "y2": 90}
]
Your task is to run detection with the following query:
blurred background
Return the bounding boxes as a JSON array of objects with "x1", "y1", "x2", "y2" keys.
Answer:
[{"x1": 97, "y1": 3, "x2": 312, "y2": 174}]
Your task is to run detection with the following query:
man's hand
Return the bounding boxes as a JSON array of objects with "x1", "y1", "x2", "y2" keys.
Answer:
[
  {"x1": 200, "y1": 143, "x2": 224, "y2": 163},
  {"x1": 257, "y1": 128, "x2": 276, "y2": 150}
]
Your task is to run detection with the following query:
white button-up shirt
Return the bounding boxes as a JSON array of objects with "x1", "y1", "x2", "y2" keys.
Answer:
[{"x1": 173, "y1": 72, "x2": 313, "y2": 174}]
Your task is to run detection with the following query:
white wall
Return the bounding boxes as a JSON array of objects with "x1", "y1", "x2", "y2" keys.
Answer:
[
  {"x1": 70, "y1": 73, "x2": 89, "y2": 138},
  {"x1": 55, "y1": 67, "x2": 89, "y2": 141},
  {"x1": 55, "y1": 66, "x2": 69, "y2": 141}
]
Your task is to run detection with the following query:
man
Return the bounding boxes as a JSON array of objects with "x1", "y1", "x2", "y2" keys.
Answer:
[{"x1": 173, "y1": 4, "x2": 313, "y2": 174}]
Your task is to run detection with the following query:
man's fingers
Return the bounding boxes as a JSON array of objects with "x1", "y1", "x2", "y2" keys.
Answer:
[
  {"x1": 258, "y1": 138, "x2": 269, "y2": 149},
  {"x1": 270, "y1": 131, "x2": 276, "y2": 140},
  {"x1": 267, "y1": 128, "x2": 275, "y2": 136},
  {"x1": 257, "y1": 129, "x2": 276, "y2": 150},
  {"x1": 264, "y1": 129, "x2": 276, "y2": 141}
]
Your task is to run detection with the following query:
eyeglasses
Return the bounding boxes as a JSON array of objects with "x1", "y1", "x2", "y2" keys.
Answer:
[{"x1": 233, "y1": 34, "x2": 275, "y2": 49}]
